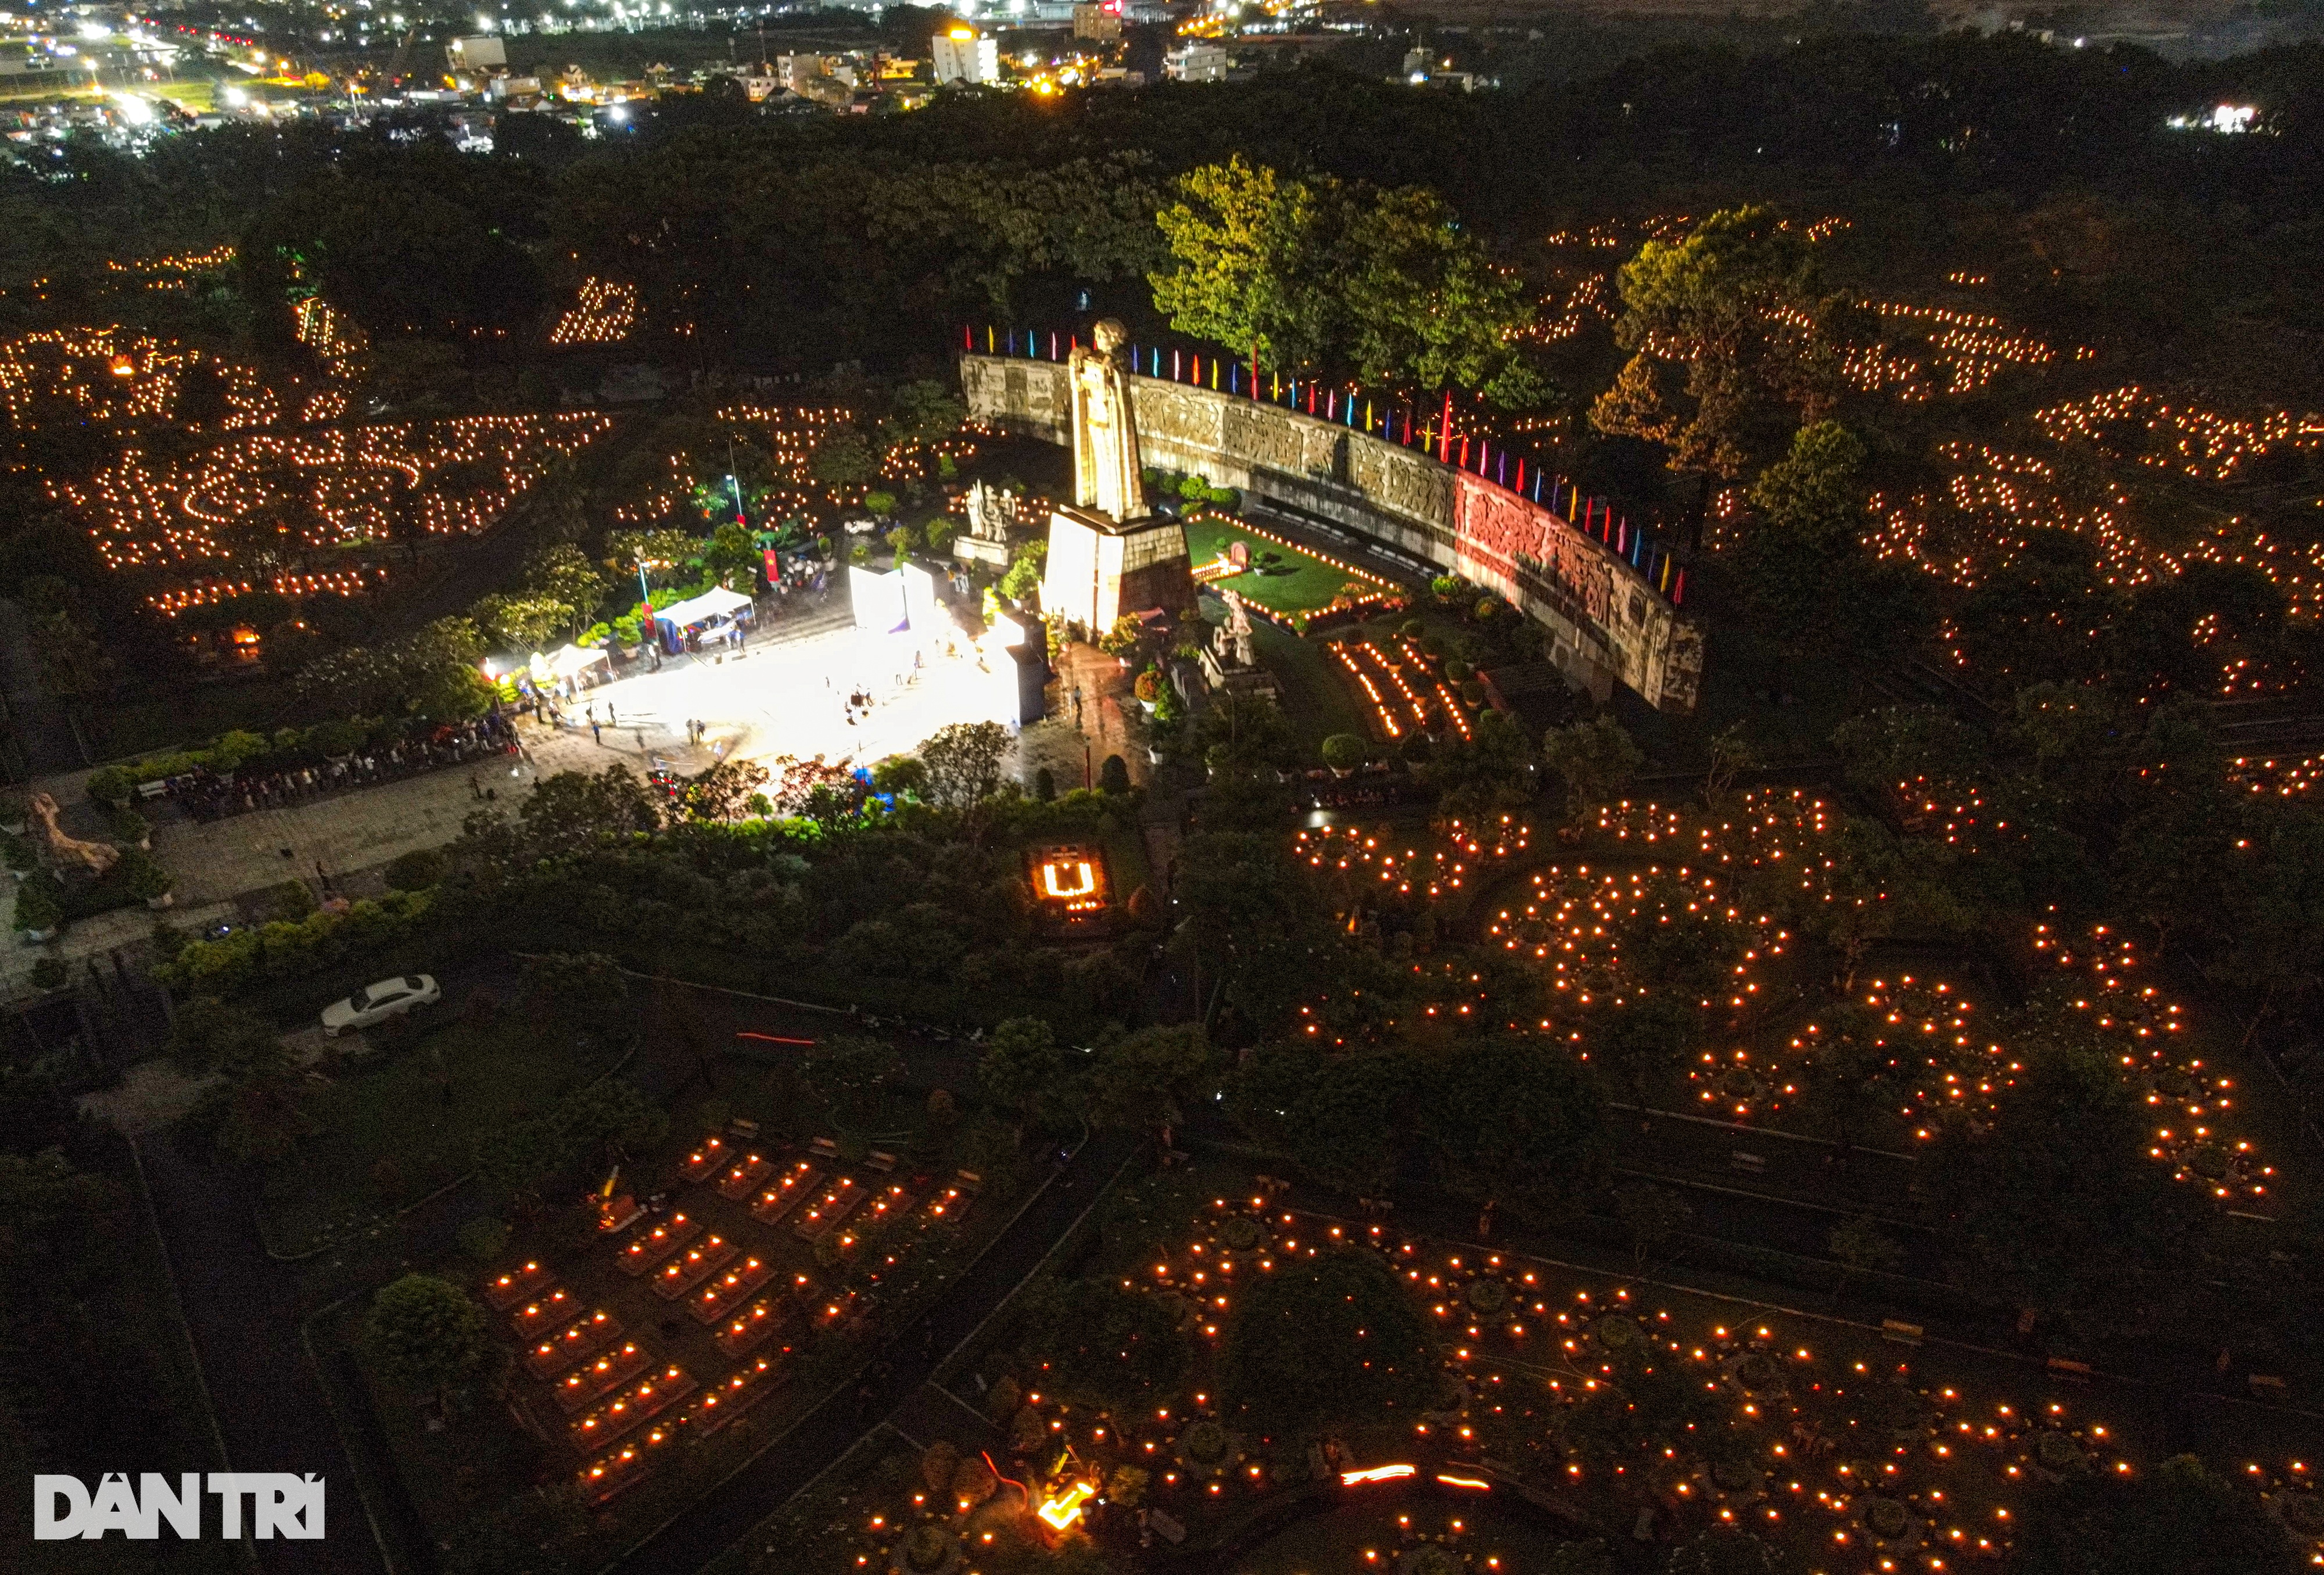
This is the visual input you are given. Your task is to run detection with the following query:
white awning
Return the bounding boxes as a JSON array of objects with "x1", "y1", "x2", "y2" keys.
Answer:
[
  {"x1": 654, "y1": 586, "x2": 754, "y2": 627},
  {"x1": 550, "y1": 643, "x2": 611, "y2": 677}
]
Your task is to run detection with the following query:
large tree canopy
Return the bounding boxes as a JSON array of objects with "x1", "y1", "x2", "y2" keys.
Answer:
[{"x1": 1152, "y1": 156, "x2": 1542, "y2": 404}]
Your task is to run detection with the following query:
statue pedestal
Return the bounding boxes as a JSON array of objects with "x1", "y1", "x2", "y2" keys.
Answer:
[
  {"x1": 953, "y1": 534, "x2": 1012, "y2": 570},
  {"x1": 1197, "y1": 641, "x2": 1279, "y2": 702},
  {"x1": 1041, "y1": 505, "x2": 1195, "y2": 636}
]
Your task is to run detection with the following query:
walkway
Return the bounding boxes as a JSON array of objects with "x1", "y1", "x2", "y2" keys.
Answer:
[{"x1": 138, "y1": 1131, "x2": 389, "y2": 1575}]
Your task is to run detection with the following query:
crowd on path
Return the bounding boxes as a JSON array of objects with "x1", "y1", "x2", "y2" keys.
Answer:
[{"x1": 159, "y1": 714, "x2": 525, "y2": 822}]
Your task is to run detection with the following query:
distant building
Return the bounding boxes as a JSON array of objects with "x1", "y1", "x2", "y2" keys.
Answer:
[
  {"x1": 932, "y1": 28, "x2": 999, "y2": 85},
  {"x1": 1072, "y1": 3, "x2": 1122, "y2": 41},
  {"x1": 447, "y1": 35, "x2": 506, "y2": 71},
  {"x1": 1163, "y1": 45, "x2": 1228, "y2": 82},
  {"x1": 777, "y1": 52, "x2": 860, "y2": 89}
]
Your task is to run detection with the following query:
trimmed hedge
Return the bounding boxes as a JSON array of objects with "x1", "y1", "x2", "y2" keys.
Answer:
[{"x1": 152, "y1": 888, "x2": 435, "y2": 995}]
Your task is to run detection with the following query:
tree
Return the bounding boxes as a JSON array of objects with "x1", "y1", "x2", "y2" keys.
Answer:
[
  {"x1": 1175, "y1": 830, "x2": 1338, "y2": 1031},
  {"x1": 1013, "y1": 1276, "x2": 1191, "y2": 1407},
  {"x1": 525, "y1": 543, "x2": 608, "y2": 637},
  {"x1": 550, "y1": 1079, "x2": 668, "y2": 1171},
  {"x1": 1586, "y1": 992, "x2": 1699, "y2": 1107},
  {"x1": 978, "y1": 1016, "x2": 1064, "y2": 1136},
  {"x1": 683, "y1": 758, "x2": 771, "y2": 822},
  {"x1": 2011, "y1": 1454, "x2": 2298, "y2": 1575},
  {"x1": 1338, "y1": 182, "x2": 1544, "y2": 406},
  {"x1": 1591, "y1": 206, "x2": 1840, "y2": 480},
  {"x1": 1150, "y1": 155, "x2": 1330, "y2": 386},
  {"x1": 364, "y1": 1273, "x2": 491, "y2": 1401},
  {"x1": 242, "y1": 175, "x2": 545, "y2": 340},
  {"x1": 473, "y1": 591, "x2": 572, "y2": 654},
  {"x1": 516, "y1": 766, "x2": 668, "y2": 852},
  {"x1": 1285, "y1": 1048, "x2": 1419, "y2": 1196},
  {"x1": 1538, "y1": 716, "x2": 1643, "y2": 830},
  {"x1": 998, "y1": 540, "x2": 1046, "y2": 606},
  {"x1": 1813, "y1": 816, "x2": 1971, "y2": 990},
  {"x1": 168, "y1": 996, "x2": 284, "y2": 1076},
  {"x1": 1924, "y1": 1031, "x2": 2209, "y2": 1334},
  {"x1": 1152, "y1": 156, "x2": 1541, "y2": 402},
  {"x1": 881, "y1": 379, "x2": 966, "y2": 464},
  {"x1": 702, "y1": 520, "x2": 759, "y2": 587},
  {"x1": 870, "y1": 755, "x2": 930, "y2": 799},
  {"x1": 1831, "y1": 706, "x2": 1991, "y2": 804},
  {"x1": 10, "y1": 872, "x2": 63, "y2": 937},
  {"x1": 809, "y1": 425, "x2": 877, "y2": 492},
  {"x1": 214, "y1": 1068, "x2": 315, "y2": 1164},
  {"x1": 520, "y1": 951, "x2": 629, "y2": 1041},
  {"x1": 1425, "y1": 1037, "x2": 1607, "y2": 1219},
  {"x1": 1084, "y1": 1025, "x2": 1211, "y2": 1148},
  {"x1": 1321, "y1": 733, "x2": 1366, "y2": 772},
  {"x1": 919, "y1": 721, "x2": 1009, "y2": 808},
  {"x1": 1429, "y1": 707, "x2": 1535, "y2": 823},
  {"x1": 1221, "y1": 1246, "x2": 1437, "y2": 1431},
  {"x1": 1733, "y1": 421, "x2": 1923, "y2": 659},
  {"x1": 1796, "y1": 1002, "x2": 1910, "y2": 1154},
  {"x1": 609, "y1": 528, "x2": 699, "y2": 589}
]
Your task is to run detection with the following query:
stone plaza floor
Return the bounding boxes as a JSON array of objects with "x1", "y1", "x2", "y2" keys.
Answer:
[{"x1": 2, "y1": 586, "x2": 1149, "y2": 998}]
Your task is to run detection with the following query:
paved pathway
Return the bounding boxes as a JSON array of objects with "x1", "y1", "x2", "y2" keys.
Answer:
[
  {"x1": 1011, "y1": 639, "x2": 1149, "y2": 794},
  {"x1": 139, "y1": 1132, "x2": 390, "y2": 1575}
]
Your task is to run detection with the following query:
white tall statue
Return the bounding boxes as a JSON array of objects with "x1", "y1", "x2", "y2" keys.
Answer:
[{"x1": 1069, "y1": 319, "x2": 1146, "y2": 523}]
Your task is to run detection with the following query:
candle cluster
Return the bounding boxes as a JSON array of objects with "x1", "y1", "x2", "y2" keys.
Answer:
[
  {"x1": 550, "y1": 277, "x2": 641, "y2": 347},
  {"x1": 63, "y1": 414, "x2": 614, "y2": 570},
  {"x1": 2033, "y1": 384, "x2": 2323, "y2": 483}
]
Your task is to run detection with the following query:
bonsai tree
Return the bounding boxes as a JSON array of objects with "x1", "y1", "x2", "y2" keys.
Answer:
[
  {"x1": 28, "y1": 956, "x2": 66, "y2": 992},
  {"x1": 1099, "y1": 754, "x2": 1132, "y2": 794},
  {"x1": 1321, "y1": 734, "x2": 1366, "y2": 773},
  {"x1": 84, "y1": 766, "x2": 135, "y2": 809},
  {"x1": 364, "y1": 1273, "x2": 490, "y2": 1405},
  {"x1": 12, "y1": 871, "x2": 63, "y2": 937},
  {"x1": 109, "y1": 806, "x2": 150, "y2": 848},
  {"x1": 865, "y1": 490, "x2": 899, "y2": 519},
  {"x1": 116, "y1": 848, "x2": 174, "y2": 906}
]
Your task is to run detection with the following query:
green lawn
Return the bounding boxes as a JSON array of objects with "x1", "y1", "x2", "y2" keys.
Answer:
[{"x1": 1184, "y1": 515, "x2": 1380, "y2": 616}]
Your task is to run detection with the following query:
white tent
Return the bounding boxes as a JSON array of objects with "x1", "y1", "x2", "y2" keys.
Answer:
[
  {"x1": 547, "y1": 643, "x2": 612, "y2": 679},
  {"x1": 654, "y1": 586, "x2": 754, "y2": 628}
]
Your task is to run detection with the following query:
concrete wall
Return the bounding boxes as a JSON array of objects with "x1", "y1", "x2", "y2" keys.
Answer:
[{"x1": 960, "y1": 354, "x2": 1702, "y2": 712}]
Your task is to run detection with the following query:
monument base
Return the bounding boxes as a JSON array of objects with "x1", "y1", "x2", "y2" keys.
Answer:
[
  {"x1": 1041, "y1": 504, "x2": 1195, "y2": 636},
  {"x1": 1197, "y1": 644, "x2": 1279, "y2": 702},
  {"x1": 953, "y1": 536, "x2": 1012, "y2": 570}
]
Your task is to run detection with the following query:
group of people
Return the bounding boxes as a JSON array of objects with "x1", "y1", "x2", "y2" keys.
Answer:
[{"x1": 162, "y1": 715, "x2": 523, "y2": 821}]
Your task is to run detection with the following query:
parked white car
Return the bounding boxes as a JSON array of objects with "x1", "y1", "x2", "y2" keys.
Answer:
[{"x1": 320, "y1": 974, "x2": 441, "y2": 1035}]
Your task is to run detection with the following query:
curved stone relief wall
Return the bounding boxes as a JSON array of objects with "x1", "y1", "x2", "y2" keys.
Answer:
[{"x1": 961, "y1": 353, "x2": 1701, "y2": 712}]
